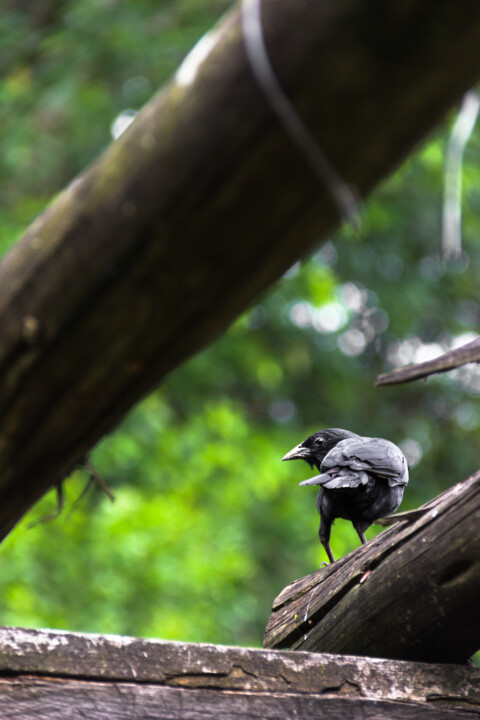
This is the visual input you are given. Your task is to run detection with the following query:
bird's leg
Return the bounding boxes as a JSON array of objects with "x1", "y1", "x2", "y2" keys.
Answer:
[
  {"x1": 322, "y1": 540, "x2": 335, "y2": 564},
  {"x1": 319, "y1": 518, "x2": 335, "y2": 564},
  {"x1": 357, "y1": 530, "x2": 367, "y2": 545},
  {"x1": 353, "y1": 521, "x2": 368, "y2": 546}
]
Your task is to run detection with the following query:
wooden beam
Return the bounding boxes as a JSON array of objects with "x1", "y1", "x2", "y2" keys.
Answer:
[
  {"x1": 2, "y1": 0, "x2": 480, "y2": 540},
  {"x1": 264, "y1": 471, "x2": 480, "y2": 664},
  {"x1": 0, "y1": 627, "x2": 478, "y2": 718}
]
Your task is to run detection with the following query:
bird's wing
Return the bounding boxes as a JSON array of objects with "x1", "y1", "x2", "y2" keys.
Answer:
[
  {"x1": 321, "y1": 436, "x2": 409, "y2": 487},
  {"x1": 300, "y1": 468, "x2": 370, "y2": 490}
]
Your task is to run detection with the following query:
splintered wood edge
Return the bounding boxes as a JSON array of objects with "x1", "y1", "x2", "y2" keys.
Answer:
[{"x1": 0, "y1": 626, "x2": 478, "y2": 705}]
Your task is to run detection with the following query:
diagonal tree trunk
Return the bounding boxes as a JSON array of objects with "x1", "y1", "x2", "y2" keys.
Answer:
[{"x1": 1, "y1": 0, "x2": 480, "y2": 541}]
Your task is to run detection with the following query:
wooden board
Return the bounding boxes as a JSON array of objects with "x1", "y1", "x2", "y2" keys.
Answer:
[{"x1": 0, "y1": 626, "x2": 478, "y2": 718}]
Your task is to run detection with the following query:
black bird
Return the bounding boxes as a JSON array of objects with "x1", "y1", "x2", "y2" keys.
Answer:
[{"x1": 283, "y1": 428, "x2": 409, "y2": 564}]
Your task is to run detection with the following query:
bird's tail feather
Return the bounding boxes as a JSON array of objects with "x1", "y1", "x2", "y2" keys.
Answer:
[
  {"x1": 299, "y1": 470, "x2": 368, "y2": 490},
  {"x1": 299, "y1": 473, "x2": 329, "y2": 487},
  {"x1": 374, "y1": 508, "x2": 427, "y2": 526}
]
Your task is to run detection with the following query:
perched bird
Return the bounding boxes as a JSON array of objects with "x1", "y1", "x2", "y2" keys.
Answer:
[{"x1": 283, "y1": 428, "x2": 409, "y2": 564}]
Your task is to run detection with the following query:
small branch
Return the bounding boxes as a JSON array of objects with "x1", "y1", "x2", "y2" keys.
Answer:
[{"x1": 376, "y1": 336, "x2": 480, "y2": 386}]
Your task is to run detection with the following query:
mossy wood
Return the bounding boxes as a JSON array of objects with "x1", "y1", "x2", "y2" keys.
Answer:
[
  {"x1": 1, "y1": 0, "x2": 480, "y2": 541},
  {"x1": 0, "y1": 626, "x2": 479, "y2": 718},
  {"x1": 264, "y1": 472, "x2": 480, "y2": 664}
]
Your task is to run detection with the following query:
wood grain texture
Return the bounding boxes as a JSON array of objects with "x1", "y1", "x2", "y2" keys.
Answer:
[
  {"x1": 0, "y1": 680, "x2": 476, "y2": 720},
  {"x1": 0, "y1": 627, "x2": 478, "y2": 718},
  {"x1": 2, "y1": 0, "x2": 480, "y2": 540},
  {"x1": 264, "y1": 472, "x2": 480, "y2": 664}
]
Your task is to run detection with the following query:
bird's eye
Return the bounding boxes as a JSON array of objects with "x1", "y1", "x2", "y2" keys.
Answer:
[{"x1": 315, "y1": 437, "x2": 324, "y2": 446}]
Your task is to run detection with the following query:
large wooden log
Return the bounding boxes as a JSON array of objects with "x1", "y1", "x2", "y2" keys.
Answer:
[
  {"x1": 264, "y1": 471, "x2": 480, "y2": 664},
  {"x1": 2, "y1": 0, "x2": 480, "y2": 541},
  {"x1": 0, "y1": 627, "x2": 478, "y2": 718}
]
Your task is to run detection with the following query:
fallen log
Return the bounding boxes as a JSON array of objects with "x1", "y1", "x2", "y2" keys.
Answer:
[
  {"x1": 264, "y1": 471, "x2": 480, "y2": 664},
  {"x1": 0, "y1": 626, "x2": 478, "y2": 718}
]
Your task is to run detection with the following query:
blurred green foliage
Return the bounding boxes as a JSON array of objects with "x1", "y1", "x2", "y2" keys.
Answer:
[{"x1": 1, "y1": 0, "x2": 480, "y2": 650}]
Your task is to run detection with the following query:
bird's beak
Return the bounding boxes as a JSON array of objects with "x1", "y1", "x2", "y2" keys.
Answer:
[
  {"x1": 282, "y1": 444, "x2": 309, "y2": 462},
  {"x1": 299, "y1": 474, "x2": 323, "y2": 486}
]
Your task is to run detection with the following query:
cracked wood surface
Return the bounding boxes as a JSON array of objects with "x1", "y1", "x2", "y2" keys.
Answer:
[
  {"x1": 264, "y1": 472, "x2": 480, "y2": 664},
  {"x1": 1, "y1": 0, "x2": 480, "y2": 542},
  {"x1": 0, "y1": 627, "x2": 478, "y2": 718}
]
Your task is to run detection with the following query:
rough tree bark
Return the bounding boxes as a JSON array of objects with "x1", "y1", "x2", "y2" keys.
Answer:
[
  {"x1": 1, "y1": 0, "x2": 480, "y2": 541},
  {"x1": 0, "y1": 627, "x2": 478, "y2": 718},
  {"x1": 264, "y1": 471, "x2": 480, "y2": 664}
]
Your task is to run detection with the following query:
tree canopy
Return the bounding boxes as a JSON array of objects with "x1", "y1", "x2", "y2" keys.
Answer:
[{"x1": 1, "y1": 0, "x2": 480, "y2": 652}]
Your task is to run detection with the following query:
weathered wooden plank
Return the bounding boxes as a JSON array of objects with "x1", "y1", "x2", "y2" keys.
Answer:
[
  {"x1": 0, "y1": 626, "x2": 478, "y2": 718},
  {"x1": 264, "y1": 472, "x2": 480, "y2": 664},
  {"x1": 0, "y1": 679, "x2": 475, "y2": 720}
]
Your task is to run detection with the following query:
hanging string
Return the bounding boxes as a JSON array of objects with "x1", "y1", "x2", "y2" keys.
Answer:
[
  {"x1": 241, "y1": 0, "x2": 360, "y2": 229},
  {"x1": 442, "y1": 90, "x2": 480, "y2": 262}
]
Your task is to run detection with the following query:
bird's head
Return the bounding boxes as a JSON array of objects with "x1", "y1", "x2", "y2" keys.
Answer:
[{"x1": 282, "y1": 428, "x2": 357, "y2": 469}]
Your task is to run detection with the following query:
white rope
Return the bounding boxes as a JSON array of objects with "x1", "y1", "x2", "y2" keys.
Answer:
[{"x1": 442, "y1": 90, "x2": 480, "y2": 261}]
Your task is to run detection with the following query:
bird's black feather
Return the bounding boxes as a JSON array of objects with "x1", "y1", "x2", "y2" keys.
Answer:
[{"x1": 283, "y1": 428, "x2": 408, "y2": 564}]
